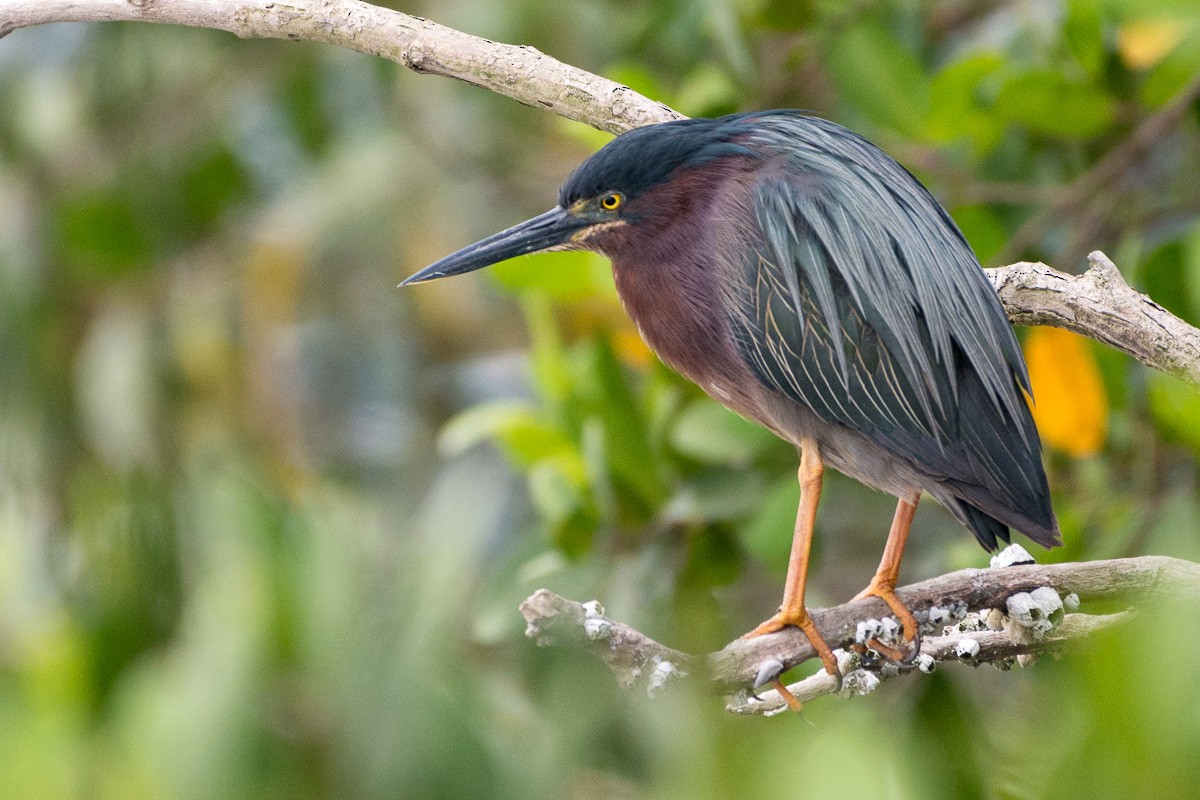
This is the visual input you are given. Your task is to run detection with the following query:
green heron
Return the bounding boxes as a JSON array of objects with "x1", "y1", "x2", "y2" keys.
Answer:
[{"x1": 403, "y1": 111, "x2": 1060, "y2": 680}]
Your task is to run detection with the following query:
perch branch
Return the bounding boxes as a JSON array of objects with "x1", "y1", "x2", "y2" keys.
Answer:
[
  {"x1": 519, "y1": 593, "x2": 694, "y2": 688},
  {"x1": 521, "y1": 556, "x2": 1200, "y2": 709},
  {"x1": 728, "y1": 610, "x2": 1133, "y2": 715}
]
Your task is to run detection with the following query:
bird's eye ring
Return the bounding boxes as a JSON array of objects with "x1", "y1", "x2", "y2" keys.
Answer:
[{"x1": 600, "y1": 192, "x2": 623, "y2": 211}]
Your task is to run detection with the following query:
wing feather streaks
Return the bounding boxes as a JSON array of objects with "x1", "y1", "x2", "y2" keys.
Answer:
[{"x1": 721, "y1": 113, "x2": 1056, "y2": 546}]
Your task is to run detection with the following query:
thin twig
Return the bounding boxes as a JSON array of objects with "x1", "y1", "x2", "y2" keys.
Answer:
[{"x1": 998, "y1": 73, "x2": 1200, "y2": 261}]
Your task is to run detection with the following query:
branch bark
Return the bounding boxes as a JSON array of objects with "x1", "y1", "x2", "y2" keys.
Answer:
[
  {"x1": 986, "y1": 251, "x2": 1200, "y2": 389},
  {"x1": 728, "y1": 610, "x2": 1133, "y2": 715},
  {"x1": 0, "y1": 0, "x2": 681, "y2": 134},
  {"x1": 521, "y1": 556, "x2": 1200, "y2": 714}
]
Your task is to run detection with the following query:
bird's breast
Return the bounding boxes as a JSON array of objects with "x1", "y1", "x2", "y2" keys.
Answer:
[{"x1": 611, "y1": 252, "x2": 781, "y2": 434}]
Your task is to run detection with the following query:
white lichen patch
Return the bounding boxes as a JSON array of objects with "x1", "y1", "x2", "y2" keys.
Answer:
[
  {"x1": 1063, "y1": 592, "x2": 1080, "y2": 612},
  {"x1": 855, "y1": 616, "x2": 905, "y2": 648},
  {"x1": 915, "y1": 601, "x2": 968, "y2": 634},
  {"x1": 646, "y1": 657, "x2": 687, "y2": 698},
  {"x1": 839, "y1": 668, "x2": 881, "y2": 697},
  {"x1": 983, "y1": 607, "x2": 1006, "y2": 631},
  {"x1": 1005, "y1": 586, "x2": 1065, "y2": 643},
  {"x1": 950, "y1": 612, "x2": 989, "y2": 634},
  {"x1": 990, "y1": 543, "x2": 1036, "y2": 568},
  {"x1": 581, "y1": 600, "x2": 612, "y2": 641},
  {"x1": 834, "y1": 648, "x2": 858, "y2": 675},
  {"x1": 581, "y1": 600, "x2": 605, "y2": 618},
  {"x1": 915, "y1": 653, "x2": 936, "y2": 673},
  {"x1": 955, "y1": 638, "x2": 981, "y2": 659}
]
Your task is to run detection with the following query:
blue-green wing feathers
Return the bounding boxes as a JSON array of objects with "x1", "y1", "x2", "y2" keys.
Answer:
[{"x1": 725, "y1": 115, "x2": 1058, "y2": 549}]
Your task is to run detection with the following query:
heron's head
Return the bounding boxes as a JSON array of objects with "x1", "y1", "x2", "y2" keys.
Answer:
[{"x1": 400, "y1": 116, "x2": 759, "y2": 286}]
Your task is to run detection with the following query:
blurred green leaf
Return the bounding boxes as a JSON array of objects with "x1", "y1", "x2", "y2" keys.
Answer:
[
  {"x1": 996, "y1": 69, "x2": 1116, "y2": 138},
  {"x1": 754, "y1": 0, "x2": 815, "y2": 32},
  {"x1": 673, "y1": 62, "x2": 740, "y2": 118},
  {"x1": 1138, "y1": 29, "x2": 1200, "y2": 107},
  {"x1": 282, "y1": 54, "x2": 333, "y2": 157},
  {"x1": 524, "y1": 294, "x2": 573, "y2": 413},
  {"x1": 528, "y1": 459, "x2": 598, "y2": 557},
  {"x1": 1147, "y1": 372, "x2": 1200, "y2": 451},
  {"x1": 663, "y1": 469, "x2": 769, "y2": 524},
  {"x1": 668, "y1": 398, "x2": 778, "y2": 466},
  {"x1": 181, "y1": 143, "x2": 251, "y2": 232},
  {"x1": 1137, "y1": 239, "x2": 1195, "y2": 324},
  {"x1": 925, "y1": 53, "x2": 1006, "y2": 153},
  {"x1": 56, "y1": 189, "x2": 153, "y2": 280},
  {"x1": 1102, "y1": 0, "x2": 1200, "y2": 20},
  {"x1": 440, "y1": 400, "x2": 585, "y2": 479},
  {"x1": 825, "y1": 21, "x2": 930, "y2": 137},
  {"x1": 738, "y1": 475, "x2": 800, "y2": 568},
  {"x1": 951, "y1": 204, "x2": 1008, "y2": 264},
  {"x1": 490, "y1": 251, "x2": 609, "y2": 300},
  {"x1": 574, "y1": 337, "x2": 667, "y2": 513},
  {"x1": 1184, "y1": 224, "x2": 1200, "y2": 324},
  {"x1": 681, "y1": 525, "x2": 742, "y2": 587},
  {"x1": 1065, "y1": 0, "x2": 1108, "y2": 79}
]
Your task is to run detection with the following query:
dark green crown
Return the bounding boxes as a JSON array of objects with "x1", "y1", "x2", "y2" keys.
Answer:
[{"x1": 558, "y1": 114, "x2": 767, "y2": 207}]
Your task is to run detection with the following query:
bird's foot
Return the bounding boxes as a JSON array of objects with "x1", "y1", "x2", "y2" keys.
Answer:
[
  {"x1": 852, "y1": 580, "x2": 922, "y2": 667},
  {"x1": 741, "y1": 608, "x2": 842, "y2": 682}
]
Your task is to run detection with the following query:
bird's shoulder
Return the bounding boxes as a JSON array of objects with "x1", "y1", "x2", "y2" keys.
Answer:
[{"x1": 716, "y1": 133, "x2": 1031, "y2": 448}]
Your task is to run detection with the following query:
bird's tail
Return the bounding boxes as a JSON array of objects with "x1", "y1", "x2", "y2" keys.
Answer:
[{"x1": 940, "y1": 493, "x2": 1061, "y2": 553}]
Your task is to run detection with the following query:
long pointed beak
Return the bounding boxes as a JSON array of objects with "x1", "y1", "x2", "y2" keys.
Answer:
[{"x1": 400, "y1": 206, "x2": 586, "y2": 286}]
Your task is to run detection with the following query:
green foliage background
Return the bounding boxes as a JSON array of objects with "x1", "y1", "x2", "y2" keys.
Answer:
[{"x1": 2, "y1": 1, "x2": 1200, "y2": 798}]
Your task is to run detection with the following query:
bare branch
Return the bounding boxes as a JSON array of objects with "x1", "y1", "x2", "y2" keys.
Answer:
[
  {"x1": 0, "y1": 0, "x2": 681, "y2": 134},
  {"x1": 985, "y1": 251, "x2": 1200, "y2": 389},
  {"x1": 520, "y1": 591, "x2": 694, "y2": 690},
  {"x1": 521, "y1": 556, "x2": 1200, "y2": 706}
]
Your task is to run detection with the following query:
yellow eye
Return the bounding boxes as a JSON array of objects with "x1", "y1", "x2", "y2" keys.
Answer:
[{"x1": 600, "y1": 192, "x2": 622, "y2": 211}]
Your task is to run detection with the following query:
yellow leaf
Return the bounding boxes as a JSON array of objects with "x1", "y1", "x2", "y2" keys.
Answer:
[
  {"x1": 1024, "y1": 327, "x2": 1108, "y2": 457},
  {"x1": 1118, "y1": 20, "x2": 1187, "y2": 69},
  {"x1": 613, "y1": 328, "x2": 654, "y2": 369}
]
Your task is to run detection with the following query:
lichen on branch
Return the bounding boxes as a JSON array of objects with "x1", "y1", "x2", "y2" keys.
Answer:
[{"x1": 522, "y1": 556, "x2": 1200, "y2": 714}]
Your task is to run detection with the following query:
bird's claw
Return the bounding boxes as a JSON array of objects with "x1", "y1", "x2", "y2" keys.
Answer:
[
  {"x1": 859, "y1": 627, "x2": 922, "y2": 671},
  {"x1": 743, "y1": 610, "x2": 843, "y2": 684}
]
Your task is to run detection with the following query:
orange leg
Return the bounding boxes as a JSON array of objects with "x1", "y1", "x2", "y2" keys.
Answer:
[
  {"x1": 742, "y1": 441, "x2": 840, "y2": 679},
  {"x1": 853, "y1": 494, "x2": 921, "y2": 643}
]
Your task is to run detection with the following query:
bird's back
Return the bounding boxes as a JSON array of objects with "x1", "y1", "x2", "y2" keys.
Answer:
[
  {"x1": 587, "y1": 111, "x2": 1058, "y2": 550},
  {"x1": 707, "y1": 113, "x2": 1060, "y2": 550}
]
